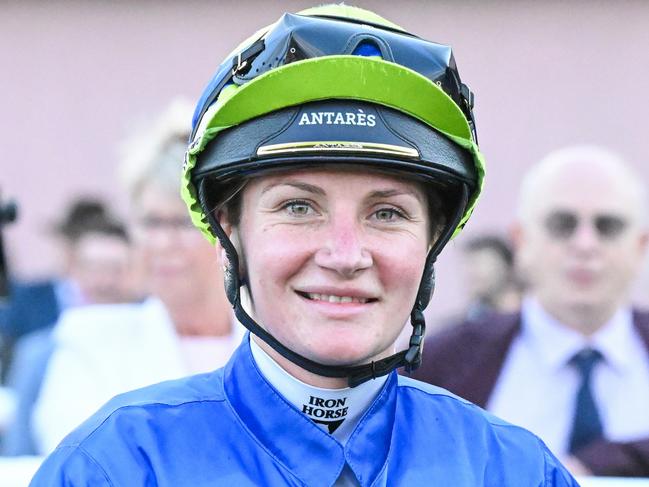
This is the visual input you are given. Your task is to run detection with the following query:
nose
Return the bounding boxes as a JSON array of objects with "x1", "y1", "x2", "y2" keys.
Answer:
[
  {"x1": 570, "y1": 218, "x2": 600, "y2": 253},
  {"x1": 314, "y1": 215, "x2": 373, "y2": 277},
  {"x1": 147, "y1": 226, "x2": 176, "y2": 250}
]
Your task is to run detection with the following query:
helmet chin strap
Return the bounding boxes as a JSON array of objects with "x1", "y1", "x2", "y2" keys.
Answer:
[{"x1": 198, "y1": 180, "x2": 468, "y2": 387}]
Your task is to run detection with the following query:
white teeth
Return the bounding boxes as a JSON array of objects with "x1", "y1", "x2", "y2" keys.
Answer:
[{"x1": 305, "y1": 293, "x2": 369, "y2": 304}]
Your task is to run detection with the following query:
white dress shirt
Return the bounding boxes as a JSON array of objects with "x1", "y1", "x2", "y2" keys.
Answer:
[{"x1": 487, "y1": 296, "x2": 649, "y2": 457}]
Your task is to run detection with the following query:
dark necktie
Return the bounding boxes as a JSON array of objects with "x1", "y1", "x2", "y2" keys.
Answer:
[{"x1": 568, "y1": 348, "x2": 604, "y2": 453}]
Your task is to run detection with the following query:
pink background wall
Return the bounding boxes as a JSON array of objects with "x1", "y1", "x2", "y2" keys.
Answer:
[{"x1": 2, "y1": 1, "x2": 648, "y2": 325}]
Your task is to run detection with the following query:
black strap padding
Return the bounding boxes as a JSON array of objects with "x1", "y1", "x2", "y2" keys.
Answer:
[
  {"x1": 197, "y1": 179, "x2": 467, "y2": 387},
  {"x1": 415, "y1": 183, "x2": 470, "y2": 309}
]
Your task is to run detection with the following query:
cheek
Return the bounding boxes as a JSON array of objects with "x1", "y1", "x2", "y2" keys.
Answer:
[
  {"x1": 375, "y1": 241, "x2": 428, "y2": 296},
  {"x1": 520, "y1": 239, "x2": 560, "y2": 277},
  {"x1": 606, "y1": 243, "x2": 641, "y2": 281},
  {"x1": 244, "y1": 228, "x2": 313, "y2": 301}
]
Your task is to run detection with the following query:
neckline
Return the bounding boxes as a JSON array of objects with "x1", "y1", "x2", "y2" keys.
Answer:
[{"x1": 223, "y1": 334, "x2": 396, "y2": 486}]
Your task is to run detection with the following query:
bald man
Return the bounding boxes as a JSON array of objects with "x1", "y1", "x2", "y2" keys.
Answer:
[{"x1": 411, "y1": 146, "x2": 649, "y2": 477}]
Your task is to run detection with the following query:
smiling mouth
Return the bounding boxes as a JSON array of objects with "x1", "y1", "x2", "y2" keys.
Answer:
[{"x1": 296, "y1": 291, "x2": 377, "y2": 304}]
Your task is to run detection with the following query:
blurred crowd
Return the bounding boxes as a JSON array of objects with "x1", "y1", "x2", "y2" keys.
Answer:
[
  {"x1": 0, "y1": 99, "x2": 240, "y2": 457},
  {"x1": 0, "y1": 101, "x2": 647, "y2": 478}
]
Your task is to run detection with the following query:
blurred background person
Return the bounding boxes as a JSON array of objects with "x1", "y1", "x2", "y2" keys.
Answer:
[
  {"x1": 30, "y1": 98, "x2": 239, "y2": 455},
  {"x1": 0, "y1": 197, "x2": 130, "y2": 446},
  {"x1": 446, "y1": 234, "x2": 521, "y2": 326},
  {"x1": 55, "y1": 200, "x2": 138, "y2": 307},
  {"x1": 0, "y1": 199, "x2": 134, "y2": 371},
  {"x1": 2, "y1": 209, "x2": 134, "y2": 455},
  {"x1": 429, "y1": 234, "x2": 521, "y2": 333},
  {"x1": 411, "y1": 146, "x2": 649, "y2": 477}
]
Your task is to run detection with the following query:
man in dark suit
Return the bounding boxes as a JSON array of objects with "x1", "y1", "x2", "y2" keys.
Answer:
[{"x1": 412, "y1": 146, "x2": 649, "y2": 477}]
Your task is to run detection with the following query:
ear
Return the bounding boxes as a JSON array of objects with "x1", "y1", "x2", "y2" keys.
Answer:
[
  {"x1": 508, "y1": 220, "x2": 529, "y2": 279},
  {"x1": 221, "y1": 230, "x2": 243, "y2": 269},
  {"x1": 510, "y1": 219, "x2": 542, "y2": 294},
  {"x1": 215, "y1": 210, "x2": 247, "y2": 284},
  {"x1": 215, "y1": 210, "x2": 236, "y2": 256},
  {"x1": 211, "y1": 212, "x2": 227, "y2": 265},
  {"x1": 217, "y1": 210, "x2": 234, "y2": 238},
  {"x1": 509, "y1": 221, "x2": 525, "y2": 252},
  {"x1": 637, "y1": 229, "x2": 649, "y2": 253}
]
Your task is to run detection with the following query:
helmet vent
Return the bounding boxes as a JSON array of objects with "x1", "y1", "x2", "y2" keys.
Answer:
[{"x1": 351, "y1": 41, "x2": 382, "y2": 58}]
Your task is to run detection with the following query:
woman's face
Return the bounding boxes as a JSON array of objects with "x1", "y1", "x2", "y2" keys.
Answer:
[
  {"x1": 133, "y1": 182, "x2": 221, "y2": 305},
  {"x1": 227, "y1": 168, "x2": 431, "y2": 367}
]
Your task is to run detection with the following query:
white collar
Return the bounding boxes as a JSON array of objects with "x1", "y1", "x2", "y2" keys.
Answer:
[
  {"x1": 520, "y1": 296, "x2": 635, "y2": 373},
  {"x1": 249, "y1": 336, "x2": 388, "y2": 444}
]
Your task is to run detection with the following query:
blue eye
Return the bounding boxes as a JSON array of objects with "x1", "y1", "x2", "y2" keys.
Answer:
[
  {"x1": 284, "y1": 200, "x2": 314, "y2": 216},
  {"x1": 374, "y1": 208, "x2": 403, "y2": 221}
]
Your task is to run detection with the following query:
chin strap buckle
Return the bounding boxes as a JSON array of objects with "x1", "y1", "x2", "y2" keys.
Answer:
[{"x1": 404, "y1": 308, "x2": 426, "y2": 372}]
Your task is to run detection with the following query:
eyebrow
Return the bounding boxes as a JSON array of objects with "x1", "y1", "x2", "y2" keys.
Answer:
[
  {"x1": 366, "y1": 188, "x2": 425, "y2": 203},
  {"x1": 260, "y1": 181, "x2": 424, "y2": 203},
  {"x1": 261, "y1": 181, "x2": 326, "y2": 196}
]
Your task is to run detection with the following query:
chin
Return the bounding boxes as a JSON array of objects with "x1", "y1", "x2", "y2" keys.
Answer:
[
  {"x1": 305, "y1": 338, "x2": 389, "y2": 367},
  {"x1": 569, "y1": 297, "x2": 606, "y2": 311},
  {"x1": 564, "y1": 286, "x2": 605, "y2": 306}
]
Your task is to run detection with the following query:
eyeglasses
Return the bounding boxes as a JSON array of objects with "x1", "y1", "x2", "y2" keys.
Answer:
[{"x1": 543, "y1": 211, "x2": 628, "y2": 240}]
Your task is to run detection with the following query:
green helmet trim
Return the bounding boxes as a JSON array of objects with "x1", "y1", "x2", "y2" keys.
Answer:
[
  {"x1": 297, "y1": 5, "x2": 407, "y2": 32},
  {"x1": 182, "y1": 55, "x2": 485, "y2": 244}
]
